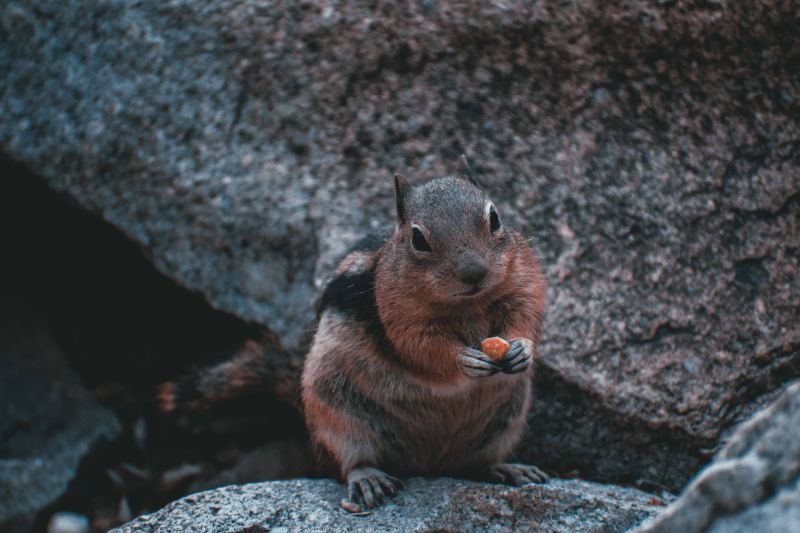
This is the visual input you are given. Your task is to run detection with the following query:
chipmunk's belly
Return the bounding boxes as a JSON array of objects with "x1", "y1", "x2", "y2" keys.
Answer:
[{"x1": 387, "y1": 374, "x2": 529, "y2": 473}]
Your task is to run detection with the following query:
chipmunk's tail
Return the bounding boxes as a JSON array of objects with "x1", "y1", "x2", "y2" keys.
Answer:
[{"x1": 156, "y1": 333, "x2": 304, "y2": 413}]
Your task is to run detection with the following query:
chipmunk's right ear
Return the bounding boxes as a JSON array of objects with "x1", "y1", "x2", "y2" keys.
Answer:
[
  {"x1": 455, "y1": 154, "x2": 478, "y2": 186},
  {"x1": 394, "y1": 173, "x2": 411, "y2": 225}
]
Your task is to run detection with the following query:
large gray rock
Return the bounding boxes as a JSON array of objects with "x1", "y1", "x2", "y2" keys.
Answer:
[
  {"x1": 0, "y1": 301, "x2": 121, "y2": 532},
  {"x1": 2, "y1": 0, "x2": 798, "y2": 488},
  {"x1": 635, "y1": 380, "x2": 800, "y2": 532},
  {"x1": 114, "y1": 477, "x2": 666, "y2": 533}
]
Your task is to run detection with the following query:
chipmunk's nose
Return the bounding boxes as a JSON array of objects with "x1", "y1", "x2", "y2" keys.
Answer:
[{"x1": 456, "y1": 251, "x2": 487, "y2": 285}]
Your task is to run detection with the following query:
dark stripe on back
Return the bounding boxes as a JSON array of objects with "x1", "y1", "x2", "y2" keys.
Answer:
[
  {"x1": 317, "y1": 268, "x2": 376, "y2": 322},
  {"x1": 316, "y1": 227, "x2": 389, "y2": 319},
  {"x1": 317, "y1": 229, "x2": 408, "y2": 368}
]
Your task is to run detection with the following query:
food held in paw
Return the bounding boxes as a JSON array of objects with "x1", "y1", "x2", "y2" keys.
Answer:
[{"x1": 480, "y1": 337, "x2": 510, "y2": 360}]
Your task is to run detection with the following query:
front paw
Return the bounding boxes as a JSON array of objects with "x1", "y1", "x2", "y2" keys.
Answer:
[
  {"x1": 457, "y1": 347, "x2": 502, "y2": 378},
  {"x1": 342, "y1": 466, "x2": 402, "y2": 511},
  {"x1": 498, "y1": 338, "x2": 533, "y2": 374}
]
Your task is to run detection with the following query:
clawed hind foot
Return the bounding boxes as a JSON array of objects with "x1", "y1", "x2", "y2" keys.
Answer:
[
  {"x1": 341, "y1": 466, "x2": 403, "y2": 512},
  {"x1": 490, "y1": 463, "x2": 549, "y2": 485}
]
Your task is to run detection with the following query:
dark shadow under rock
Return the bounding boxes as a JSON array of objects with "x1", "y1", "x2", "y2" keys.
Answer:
[
  {"x1": 188, "y1": 438, "x2": 312, "y2": 494},
  {"x1": 0, "y1": 301, "x2": 121, "y2": 532},
  {"x1": 114, "y1": 477, "x2": 668, "y2": 533},
  {"x1": 0, "y1": 155, "x2": 266, "y2": 391},
  {"x1": 0, "y1": 156, "x2": 308, "y2": 531}
]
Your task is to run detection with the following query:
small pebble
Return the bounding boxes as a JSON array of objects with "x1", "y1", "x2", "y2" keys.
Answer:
[
  {"x1": 118, "y1": 496, "x2": 133, "y2": 523},
  {"x1": 340, "y1": 498, "x2": 362, "y2": 513},
  {"x1": 47, "y1": 512, "x2": 90, "y2": 533}
]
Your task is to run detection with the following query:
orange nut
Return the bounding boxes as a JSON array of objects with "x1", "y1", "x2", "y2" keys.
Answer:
[{"x1": 480, "y1": 337, "x2": 510, "y2": 360}]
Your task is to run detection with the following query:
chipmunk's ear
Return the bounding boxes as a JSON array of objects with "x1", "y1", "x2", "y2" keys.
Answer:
[
  {"x1": 455, "y1": 154, "x2": 477, "y2": 186},
  {"x1": 394, "y1": 173, "x2": 411, "y2": 225}
]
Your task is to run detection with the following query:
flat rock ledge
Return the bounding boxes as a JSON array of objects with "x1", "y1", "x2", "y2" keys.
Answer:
[{"x1": 114, "y1": 477, "x2": 665, "y2": 533}]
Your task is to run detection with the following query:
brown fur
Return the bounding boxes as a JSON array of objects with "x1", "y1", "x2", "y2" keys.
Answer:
[
  {"x1": 156, "y1": 334, "x2": 302, "y2": 413},
  {"x1": 302, "y1": 162, "x2": 547, "y2": 505}
]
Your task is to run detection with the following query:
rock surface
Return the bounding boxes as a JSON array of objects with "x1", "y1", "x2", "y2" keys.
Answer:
[
  {"x1": 634, "y1": 380, "x2": 800, "y2": 533},
  {"x1": 114, "y1": 477, "x2": 666, "y2": 533},
  {"x1": 2, "y1": 0, "x2": 799, "y2": 489},
  {"x1": 0, "y1": 301, "x2": 121, "y2": 532}
]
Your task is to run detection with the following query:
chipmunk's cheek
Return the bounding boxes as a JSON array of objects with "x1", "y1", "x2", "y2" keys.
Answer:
[{"x1": 427, "y1": 274, "x2": 456, "y2": 301}]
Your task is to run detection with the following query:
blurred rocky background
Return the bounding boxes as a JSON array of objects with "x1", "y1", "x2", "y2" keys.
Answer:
[{"x1": 1, "y1": 0, "x2": 798, "y2": 531}]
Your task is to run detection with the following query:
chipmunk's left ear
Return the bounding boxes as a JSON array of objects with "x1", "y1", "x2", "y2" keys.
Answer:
[{"x1": 455, "y1": 154, "x2": 478, "y2": 186}]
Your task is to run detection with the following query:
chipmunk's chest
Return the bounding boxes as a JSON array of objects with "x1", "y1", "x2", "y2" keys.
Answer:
[{"x1": 442, "y1": 311, "x2": 495, "y2": 348}]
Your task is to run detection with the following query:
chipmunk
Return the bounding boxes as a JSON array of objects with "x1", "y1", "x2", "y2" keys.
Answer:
[{"x1": 302, "y1": 155, "x2": 548, "y2": 510}]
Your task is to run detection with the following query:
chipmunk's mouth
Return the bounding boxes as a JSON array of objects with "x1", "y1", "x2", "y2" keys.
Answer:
[{"x1": 456, "y1": 285, "x2": 483, "y2": 297}]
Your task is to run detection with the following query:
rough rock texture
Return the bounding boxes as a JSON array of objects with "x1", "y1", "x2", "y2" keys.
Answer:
[
  {"x1": 114, "y1": 477, "x2": 666, "y2": 533},
  {"x1": 0, "y1": 301, "x2": 121, "y2": 532},
  {"x1": 2, "y1": 0, "x2": 799, "y2": 489},
  {"x1": 635, "y1": 380, "x2": 800, "y2": 533}
]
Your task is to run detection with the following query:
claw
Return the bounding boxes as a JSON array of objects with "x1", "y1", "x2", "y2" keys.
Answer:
[
  {"x1": 348, "y1": 481, "x2": 360, "y2": 503},
  {"x1": 344, "y1": 467, "x2": 402, "y2": 511},
  {"x1": 490, "y1": 463, "x2": 549, "y2": 486},
  {"x1": 498, "y1": 338, "x2": 533, "y2": 374},
  {"x1": 505, "y1": 343, "x2": 525, "y2": 358},
  {"x1": 368, "y1": 477, "x2": 385, "y2": 503},
  {"x1": 458, "y1": 347, "x2": 501, "y2": 378},
  {"x1": 506, "y1": 357, "x2": 532, "y2": 373},
  {"x1": 359, "y1": 479, "x2": 376, "y2": 507}
]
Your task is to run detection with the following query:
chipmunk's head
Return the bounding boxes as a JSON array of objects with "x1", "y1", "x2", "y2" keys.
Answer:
[{"x1": 391, "y1": 155, "x2": 515, "y2": 305}]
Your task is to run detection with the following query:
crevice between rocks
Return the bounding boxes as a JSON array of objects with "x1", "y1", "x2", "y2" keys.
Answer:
[{"x1": 0, "y1": 154, "x2": 309, "y2": 530}]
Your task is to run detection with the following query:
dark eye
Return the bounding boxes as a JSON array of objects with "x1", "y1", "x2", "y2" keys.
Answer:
[
  {"x1": 411, "y1": 226, "x2": 431, "y2": 252},
  {"x1": 489, "y1": 206, "x2": 501, "y2": 233}
]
